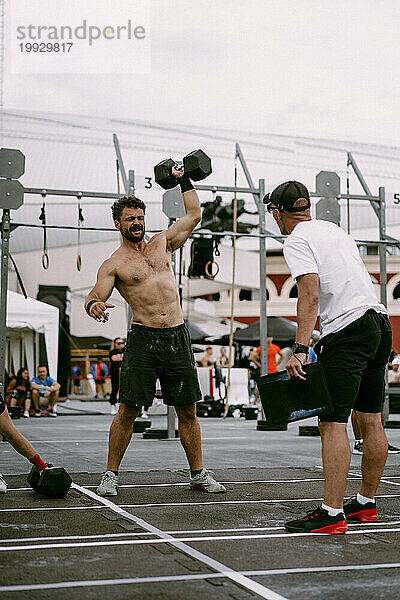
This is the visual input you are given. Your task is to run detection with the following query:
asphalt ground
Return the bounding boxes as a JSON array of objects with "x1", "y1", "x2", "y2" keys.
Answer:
[{"x1": 1, "y1": 402, "x2": 399, "y2": 599}]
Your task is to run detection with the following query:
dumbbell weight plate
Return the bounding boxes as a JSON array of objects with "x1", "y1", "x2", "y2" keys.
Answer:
[
  {"x1": 154, "y1": 158, "x2": 178, "y2": 190},
  {"x1": 183, "y1": 149, "x2": 212, "y2": 182}
]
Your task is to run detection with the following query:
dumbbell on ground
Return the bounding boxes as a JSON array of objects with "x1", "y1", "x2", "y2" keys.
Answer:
[
  {"x1": 154, "y1": 149, "x2": 212, "y2": 190},
  {"x1": 27, "y1": 464, "x2": 72, "y2": 498}
]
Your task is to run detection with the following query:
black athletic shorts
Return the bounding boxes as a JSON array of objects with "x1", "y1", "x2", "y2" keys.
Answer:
[
  {"x1": 119, "y1": 323, "x2": 202, "y2": 409},
  {"x1": 315, "y1": 309, "x2": 392, "y2": 423},
  {"x1": 0, "y1": 394, "x2": 5, "y2": 416}
]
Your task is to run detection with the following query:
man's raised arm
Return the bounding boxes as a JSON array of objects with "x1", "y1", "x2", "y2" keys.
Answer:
[
  {"x1": 165, "y1": 165, "x2": 202, "y2": 253},
  {"x1": 84, "y1": 259, "x2": 116, "y2": 323}
]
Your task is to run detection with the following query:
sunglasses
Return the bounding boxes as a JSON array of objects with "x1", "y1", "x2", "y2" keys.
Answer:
[{"x1": 263, "y1": 193, "x2": 279, "y2": 213}]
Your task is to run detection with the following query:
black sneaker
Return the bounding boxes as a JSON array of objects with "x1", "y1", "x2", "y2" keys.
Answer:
[
  {"x1": 388, "y1": 443, "x2": 400, "y2": 454},
  {"x1": 353, "y1": 441, "x2": 363, "y2": 454},
  {"x1": 343, "y1": 496, "x2": 378, "y2": 522},
  {"x1": 285, "y1": 506, "x2": 347, "y2": 534}
]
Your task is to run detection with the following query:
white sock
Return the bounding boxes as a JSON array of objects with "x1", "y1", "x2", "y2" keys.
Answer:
[
  {"x1": 321, "y1": 502, "x2": 343, "y2": 516},
  {"x1": 357, "y1": 492, "x2": 374, "y2": 505},
  {"x1": 355, "y1": 439, "x2": 363, "y2": 443}
]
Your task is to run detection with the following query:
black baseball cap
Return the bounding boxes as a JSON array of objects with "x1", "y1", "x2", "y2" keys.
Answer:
[{"x1": 263, "y1": 181, "x2": 310, "y2": 213}]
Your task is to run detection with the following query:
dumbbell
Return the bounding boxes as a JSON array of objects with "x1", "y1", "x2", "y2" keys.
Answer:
[
  {"x1": 154, "y1": 149, "x2": 212, "y2": 190},
  {"x1": 27, "y1": 464, "x2": 72, "y2": 498}
]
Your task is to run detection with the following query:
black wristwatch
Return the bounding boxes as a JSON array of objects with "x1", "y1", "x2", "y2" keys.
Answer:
[{"x1": 291, "y1": 342, "x2": 309, "y2": 356}]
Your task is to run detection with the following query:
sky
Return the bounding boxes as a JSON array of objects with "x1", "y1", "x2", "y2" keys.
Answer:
[{"x1": 2, "y1": 0, "x2": 400, "y2": 146}]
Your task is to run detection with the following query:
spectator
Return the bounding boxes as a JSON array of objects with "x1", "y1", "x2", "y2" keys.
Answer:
[
  {"x1": 388, "y1": 357, "x2": 400, "y2": 383},
  {"x1": 6, "y1": 368, "x2": 31, "y2": 418},
  {"x1": 90, "y1": 358, "x2": 108, "y2": 398},
  {"x1": 306, "y1": 334, "x2": 320, "y2": 364},
  {"x1": 71, "y1": 365, "x2": 81, "y2": 395},
  {"x1": 257, "y1": 336, "x2": 283, "y2": 374},
  {"x1": 200, "y1": 346, "x2": 215, "y2": 367},
  {"x1": 109, "y1": 338, "x2": 124, "y2": 415},
  {"x1": 277, "y1": 346, "x2": 293, "y2": 371},
  {"x1": 216, "y1": 346, "x2": 230, "y2": 367},
  {"x1": 31, "y1": 366, "x2": 60, "y2": 418}
]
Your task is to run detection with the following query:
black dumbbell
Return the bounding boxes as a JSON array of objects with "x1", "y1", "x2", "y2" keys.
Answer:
[
  {"x1": 27, "y1": 464, "x2": 72, "y2": 498},
  {"x1": 154, "y1": 149, "x2": 212, "y2": 190}
]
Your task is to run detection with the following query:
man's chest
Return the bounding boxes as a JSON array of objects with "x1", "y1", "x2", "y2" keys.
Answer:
[{"x1": 116, "y1": 250, "x2": 171, "y2": 285}]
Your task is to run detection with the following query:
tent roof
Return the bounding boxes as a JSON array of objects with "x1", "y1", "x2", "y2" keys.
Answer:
[
  {"x1": 233, "y1": 317, "x2": 297, "y2": 346},
  {"x1": 6, "y1": 291, "x2": 59, "y2": 378}
]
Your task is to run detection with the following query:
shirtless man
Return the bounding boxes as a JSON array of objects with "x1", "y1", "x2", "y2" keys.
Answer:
[{"x1": 85, "y1": 165, "x2": 225, "y2": 496}]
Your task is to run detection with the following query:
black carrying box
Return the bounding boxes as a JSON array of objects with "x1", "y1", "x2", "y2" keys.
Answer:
[{"x1": 257, "y1": 362, "x2": 333, "y2": 427}]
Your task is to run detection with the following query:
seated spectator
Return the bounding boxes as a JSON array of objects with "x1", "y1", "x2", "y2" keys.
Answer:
[
  {"x1": 6, "y1": 368, "x2": 32, "y2": 418},
  {"x1": 388, "y1": 357, "x2": 400, "y2": 383},
  {"x1": 200, "y1": 346, "x2": 215, "y2": 367},
  {"x1": 31, "y1": 365, "x2": 60, "y2": 418},
  {"x1": 90, "y1": 358, "x2": 108, "y2": 398},
  {"x1": 216, "y1": 346, "x2": 230, "y2": 367}
]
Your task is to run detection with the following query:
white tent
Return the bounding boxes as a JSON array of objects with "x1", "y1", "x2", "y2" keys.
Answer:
[{"x1": 5, "y1": 291, "x2": 59, "y2": 379}]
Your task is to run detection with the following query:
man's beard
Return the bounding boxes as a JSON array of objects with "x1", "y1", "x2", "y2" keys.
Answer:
[{"x1": 121, "y1": 226, "x2": 145, "y2": 243}]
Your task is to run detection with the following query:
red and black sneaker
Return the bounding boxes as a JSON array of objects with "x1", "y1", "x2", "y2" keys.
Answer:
[
  {"x1": 343, "y1": 496, "x2": 378, "y2": 522},
  {"x1": 284, "y1": 506, "x2": 348, "y2": 534}
]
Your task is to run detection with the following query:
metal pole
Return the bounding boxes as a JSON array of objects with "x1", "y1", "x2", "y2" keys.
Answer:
[
  {"x1": 378, "y1": 187, "x2": 389, "y2": 426},
  {"x1": 0, "y1": 209, "x2": 10, "y2": 399},
  {"x1": 166, "y1": 217, "x2": 177, "y2": 439},
  {"x1": 378, "y1": 187, "x2": 387, "y2": 306},
  {"x1": 113, "y1": 134, "x2": 129, "y2": 192},
  {"x1": 258, "y1": 179, "x2": 267, "y2": 378}
]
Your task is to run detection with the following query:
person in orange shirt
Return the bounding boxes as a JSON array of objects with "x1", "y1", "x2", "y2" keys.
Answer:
[{"x1": 257, "y1": 336, "x2": 284, "y2": 374}]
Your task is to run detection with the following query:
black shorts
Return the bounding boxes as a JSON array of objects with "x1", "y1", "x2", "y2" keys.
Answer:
[
  {"x1": 119, "y1": 323, "x2": 202, "y2": 409},
  {"x1": 315, "y1": 309, "x2": 392, "y2": 423}
]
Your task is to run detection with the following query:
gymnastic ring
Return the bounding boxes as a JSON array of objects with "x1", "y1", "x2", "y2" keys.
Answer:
[
  {"x1": 42, "y1": 253, "x2": 49, "y2": 270},
  {"x1": 205, "y1": 260, "x2": 219, "y2": 279},
  {"x1": 76, "y1": 254, "x2": 82, "y2": 272}
]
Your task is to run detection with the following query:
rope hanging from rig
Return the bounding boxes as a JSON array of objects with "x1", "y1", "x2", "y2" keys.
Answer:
[{"x1": 39, "y1": 190, "x2": 49, "y2": 269}]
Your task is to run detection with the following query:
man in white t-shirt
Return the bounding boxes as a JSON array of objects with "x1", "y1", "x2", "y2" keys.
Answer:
[{"x1": 265, "y1": 180, "x2": 392, "y2": 535}]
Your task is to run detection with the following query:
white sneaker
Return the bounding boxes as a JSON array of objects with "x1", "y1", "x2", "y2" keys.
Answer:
[
  {"x1": 96, "y1": 471, "x2": 118, "y2": 496},
  {"x1": 0, "y1": 473, "x2": 7, "y2": 494},
  {"x1": 23, "y1": 410, "x2": 30, "y2": 418},
  {"x1": 189, "y1": 468, "x2": 226, "y2": 493},
  {"x1": 110, "y1": 405, "x2": 117, "y2": 415}
]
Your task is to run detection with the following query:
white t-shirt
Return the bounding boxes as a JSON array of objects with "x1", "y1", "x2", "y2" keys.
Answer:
[{"x1": 283, "y1": 220, "x2": 387, "y2": 338}]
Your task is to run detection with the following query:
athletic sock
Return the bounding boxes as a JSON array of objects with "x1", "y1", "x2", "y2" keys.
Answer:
[
  {"x1": 355, "y1": 438, "x2": 363, "y2": 443},
  {"x1": 30, "y1": 454, "x2": 47, "y2": 472},
  {"x1": 111, "y1": 470, "x2": 118, "y2": 476},
  {"x1": 357, "y1": 492, "x2": 374, "y2": 505},
  {"x1": 191, "y1": 468, "x2": 203, "y2": 478},
  {"x1": 321, "y1": 503, "x2": 343, "y2": 517}
]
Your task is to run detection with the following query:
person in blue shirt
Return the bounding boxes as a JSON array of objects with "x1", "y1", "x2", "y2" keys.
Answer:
[
  {"x1": 31, "y1": 365, "x2": 60, "y2": 417},
  {"x1": 90, "y1": 359, "x2": 108, "y2": 399}
]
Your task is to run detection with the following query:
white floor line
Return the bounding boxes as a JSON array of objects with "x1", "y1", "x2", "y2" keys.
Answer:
[
  {"x1": 5, "y1": 475, "x2": 395, "y2": 493},
  {"x1": 2, "y1": 493, "x2": 399, "y2": 513},
  {"x1": 347, "y1": 469, "x2": 400, "y2": 488},
  {"x1": 4, "y1": 521, "x2": 398, "y2": 545},
  {"x1": 243, "y1": 562, "x2": 400, "y2": 576},
  {"x1": 2, "y1": 526, "x2": 400, "y2": 553},
  {"x1": 71, "y1": 482, "x2": 288, "y2": 600},
  {"x1": 1, "y1": 562, "x2": 399, "y2": 593},
  {"x1": 4, "y1": 477, "x2": 339, "y2": 492}
]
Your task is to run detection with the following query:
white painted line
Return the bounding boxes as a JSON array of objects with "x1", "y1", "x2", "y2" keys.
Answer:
[
  {"x1": 2, "y1": 526, "x2": 400, "y2": 552},
  {"x1": 244, "y1": 562, "x2": 400, "y2": 576},
  {"x1": 1, "y1": 562, "x2": 400, "y2": 593},
  {"x1": 347, "y1": 469, "x2": 400, "y2": 488},
  {"x1": 2, "y1": 493, "x2": 399, "y2": 513},
  {"x1": 4, "y1": 521, "x2": 398, "y2": 545},
  {"x1": 71, "y1": 482, "x2": 288, "y2": 600},
  {"x1": 5, "y1": 475, "x2": 394, "y2": 493},
  {"x1": 4, "y1": 478, "x2": 332, "y2": 492}
]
